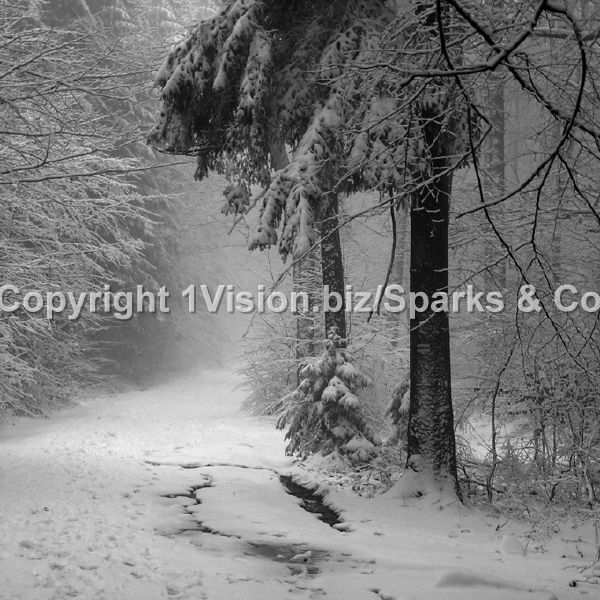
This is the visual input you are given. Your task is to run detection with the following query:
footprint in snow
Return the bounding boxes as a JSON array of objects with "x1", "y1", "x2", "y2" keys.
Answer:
[{"x1": 165, "y1": 575, "x2": 204, "y2": 596}]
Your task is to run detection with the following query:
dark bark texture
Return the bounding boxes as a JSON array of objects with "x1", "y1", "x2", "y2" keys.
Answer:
[
  {"x1": 321, "y1": 194, "x2": 347, "y2": 340},
  {"x1": 407, "y1": 110, "x2": 460, "y2": 496}
]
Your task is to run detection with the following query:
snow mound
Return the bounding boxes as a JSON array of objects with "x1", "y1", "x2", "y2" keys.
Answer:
[{"x1": 383, "y1": 469, "x2": 459, "y2": 506}]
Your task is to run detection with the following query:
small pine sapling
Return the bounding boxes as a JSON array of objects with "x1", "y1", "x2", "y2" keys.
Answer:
[{"x1": 278, "y1": 327, "x2": 378, "y2": 462}]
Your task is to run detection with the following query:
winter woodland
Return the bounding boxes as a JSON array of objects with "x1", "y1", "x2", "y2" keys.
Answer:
[{"x1": 2, "y1": 1, "x2": 600, "y2": 598}]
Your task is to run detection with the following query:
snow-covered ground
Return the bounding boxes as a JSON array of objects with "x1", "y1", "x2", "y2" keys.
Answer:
[{"x1": 0, "y1": 369, "x2": 597, "y2": 600}]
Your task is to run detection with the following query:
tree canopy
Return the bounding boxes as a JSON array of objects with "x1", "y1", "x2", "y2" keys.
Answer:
[
  {"x1": 148, "y1": 0, "x2": 470, "y2": 259},
  {"x1": 148, "y1": 0, "x2": 600, "y2": 496}
]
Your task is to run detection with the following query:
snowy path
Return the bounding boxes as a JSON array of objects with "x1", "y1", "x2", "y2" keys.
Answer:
[{"x1": 0, "y1": 370, "x2": 594, "y2": 600}]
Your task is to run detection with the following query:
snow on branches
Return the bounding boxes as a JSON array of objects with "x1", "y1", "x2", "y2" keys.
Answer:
[
  {"x1": 251, "y1": 91, "x2": 346, "y2": 256},
  {"x1": 148, "y1": 0, "x2": 471, "y2": 259},
  {"x1": 150, "y1": 0, "x2": 271, "y2": 187},
  {"x1": 277, "y1": 328, "x2": 379, "y2": 461}
]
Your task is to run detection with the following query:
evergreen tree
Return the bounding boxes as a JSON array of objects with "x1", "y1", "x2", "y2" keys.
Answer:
[
  {"x1": 148, "y1": 0, "x2": 471, "y2": 493},
  {"x1": 278, "y1": 327, "x2": 377, "y2": 460}
]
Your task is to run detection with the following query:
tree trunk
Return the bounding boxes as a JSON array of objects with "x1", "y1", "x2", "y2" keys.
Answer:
[
  {"x1": 392, "y1": 203, "x2": 410, "y2": 292},
  {"x1": 268, "y1": 137, "x2": 317, "y2": 379},
  {"x1": 321, "y1": 194, "x2": 347, "y2": 340},
  {"x1": 406, "y1": 112, "x2": 460, "y2": 497},
  {"x1": 390, "y1": 202, "x2": 410, "y2": 346},
  {"x1": 483, "y1": 68, "x2": 506, "y2": 288}
]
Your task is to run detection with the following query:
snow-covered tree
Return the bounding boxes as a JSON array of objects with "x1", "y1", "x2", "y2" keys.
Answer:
[
  {"x1": 148, "y1": 0, "x2": 473, "y2": 493},
  {"x1": 277, "y1": 327, "x2": 378, "y2": 460},
  {"x1": 150, "y1": 0, "x2": 600, "y2": 504},
  {"x1": 149, "y1": 0, "x2": 413, "y2": 256},
  {"x1": 0, "y1": 0, "x2": 192, "y2": 413}
]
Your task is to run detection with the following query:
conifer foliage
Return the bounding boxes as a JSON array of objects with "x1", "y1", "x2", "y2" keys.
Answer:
[
  {"x1": 277, "y1": 328, "x2": 378, "y2": 460},
  {"x1": 148, "y1": 0, "x2": 467, "y2": 257},
  {"x1": 148, "y1": 0, "x2": 468, "y2": 486}
]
